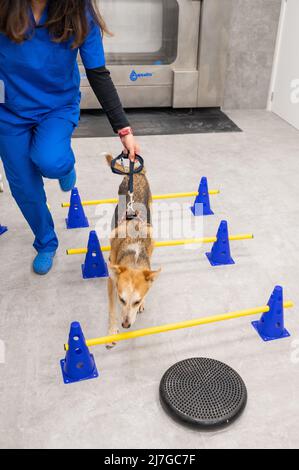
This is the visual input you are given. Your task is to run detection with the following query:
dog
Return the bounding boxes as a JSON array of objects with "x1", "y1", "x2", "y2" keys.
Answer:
[{"x1": 104, "y1": 153, "x2": 160, "y2": 348}]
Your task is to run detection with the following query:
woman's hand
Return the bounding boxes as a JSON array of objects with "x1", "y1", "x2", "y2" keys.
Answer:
[{"x1": 119, "y1": 132, "x2": 141, "y2": 162}]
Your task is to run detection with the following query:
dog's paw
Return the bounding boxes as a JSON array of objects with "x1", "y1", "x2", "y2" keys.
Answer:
[
  {"x1": 105, "y1": 328, "x2": 119, "y2": 350},
  {"x1": 138, "y1": 302, "x2": 145, "y2": 314}
]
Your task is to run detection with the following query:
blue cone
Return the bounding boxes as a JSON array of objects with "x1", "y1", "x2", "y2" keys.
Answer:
[
  {"x1": 66, "y1": 187, "x2": 89, "y2": 229},
  {"x1": 190, "y1": 177, "x2": 214, "y2": 216},
  {"x1": 81, "y1": 230, "x2": 109, "y2": 279},
  {"x1": 60, "y1": 321, "x2": 98, "y2": 384},
  {"x1": 206, "y1": 220, "x2": 235, "y2": 266},
  {"x1": 252, "y1": 286, "x2": 290, "y2": 341},
  {"x1": 0, "y1": 225, "x2": 8, "y2": 236}
]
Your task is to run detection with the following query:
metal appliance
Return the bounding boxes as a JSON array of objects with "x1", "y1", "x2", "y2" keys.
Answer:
[{"x1": 79, "y1": 0, "x2": 232, "y2": 108}]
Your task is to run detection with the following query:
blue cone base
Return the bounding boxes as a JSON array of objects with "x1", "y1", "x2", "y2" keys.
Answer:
[
  {"x1": 206, "y1": 251, "x2": 235, "y2": 266},
  {"x1": 81, "y1": 262, "x2": 109, "y2": 279},
  {"x1": 190, "y1": 206, "x2": 214, "y2": 216},
  {"x1": 60, "y1": 355, "x2": 99, "y2": 384},
  {"x1": 0, "y1": 226, "x2": 8, "y2": 235},
  {"x1": 65, "y1": 217, "x2": 89, "y2": 230},
  {"x1": 251, "y1": 320, "x2": 290, "y2": 342}
]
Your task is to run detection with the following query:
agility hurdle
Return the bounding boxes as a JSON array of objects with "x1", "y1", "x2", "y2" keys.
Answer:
[
  {"x1": 67, "y1": 233, "x2": 254, "y2": 256},
  {"x1": 65, "y1": 220, "x2": 253, "y2": 278},
  {"x1": 61, "y1": 189, "x2": 220, "y2": 208},
  {"x1": 65, "y1": 302, "x2": 294, "y2": 350},
  {"x1": 60, "y1": 286, "x2": 294, "y2": 383},
  {"x1": 63, "y1": 177, "x2": 219, "y2": 228}
]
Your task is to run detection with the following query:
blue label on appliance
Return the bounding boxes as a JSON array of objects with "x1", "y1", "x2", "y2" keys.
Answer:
[{"x1": 130, "y1": 70, "x2": 153, "y2": 82}]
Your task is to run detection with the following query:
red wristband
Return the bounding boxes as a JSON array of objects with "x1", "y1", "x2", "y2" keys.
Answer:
[{"x1": 118, "y1": 127, "x2": 133, "y2": 137}]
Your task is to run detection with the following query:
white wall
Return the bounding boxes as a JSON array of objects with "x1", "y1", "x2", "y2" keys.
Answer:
[{"x1": 269, "y1": 0, "x2": 299, "y2": 129}]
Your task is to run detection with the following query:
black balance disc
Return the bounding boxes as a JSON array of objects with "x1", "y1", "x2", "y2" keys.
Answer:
[{"x1": 159, "y1": 357, "x2": 247, "y2": 429}]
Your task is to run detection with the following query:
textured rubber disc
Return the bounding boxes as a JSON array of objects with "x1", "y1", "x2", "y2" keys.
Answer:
[{"x1": 160, "y1": 357, "x2": 247, "y2": 428}]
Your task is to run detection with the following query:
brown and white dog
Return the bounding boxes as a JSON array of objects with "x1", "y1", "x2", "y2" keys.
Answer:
[{"x1": 104, "y1": 153, "x2": 160, "y2": 348}]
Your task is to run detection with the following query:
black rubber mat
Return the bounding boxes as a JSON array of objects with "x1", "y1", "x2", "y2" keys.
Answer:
[
  {"x1": 160, "y1": 357, "x2": 247, "y2": 429},
  {"x1": 74, "y1": 107, "x2": 241, "y2": 138}
]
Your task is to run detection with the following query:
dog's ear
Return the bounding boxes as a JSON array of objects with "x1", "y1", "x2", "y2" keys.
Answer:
[
  {"x1": 143, "y1": 268, "x2": 161, "y2": 283},
  {"x1": 101, "y1": 152, "x2": 113, "y2": 167},
  {"x1": 109, "y1": 264, "x2": 127, "y2": 277}
]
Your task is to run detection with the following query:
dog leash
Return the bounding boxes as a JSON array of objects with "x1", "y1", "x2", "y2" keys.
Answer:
[{"x1": 110, "y1": 151, "x2": 144, "y2": 220}]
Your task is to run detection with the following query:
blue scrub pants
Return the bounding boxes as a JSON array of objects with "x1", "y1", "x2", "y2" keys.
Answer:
[{"x1": 0, "y1": 117, "x2": 75, "y2": 252}]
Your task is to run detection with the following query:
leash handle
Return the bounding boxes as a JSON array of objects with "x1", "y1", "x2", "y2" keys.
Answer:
[{"x1": 110, "y1": 151, "x2": 144, "y2": 175}]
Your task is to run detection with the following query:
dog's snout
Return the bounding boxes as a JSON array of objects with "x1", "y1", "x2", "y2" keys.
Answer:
[{"x1": 122, "y1": 320, "x2": 131, "y2": 329}]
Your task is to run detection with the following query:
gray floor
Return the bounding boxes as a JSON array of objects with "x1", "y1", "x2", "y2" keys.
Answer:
[{"x1": 0, "y1": 110, "x2": 299, "y2": 449}]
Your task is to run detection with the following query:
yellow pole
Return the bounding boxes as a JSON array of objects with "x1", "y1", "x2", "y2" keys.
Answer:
[
  {"x1": 64, "y1": 301, "x2": 294, "y2": 350},
  {"x1": 66, "y1": 233, "x2": 254, "y2": 255},
  {"x1": 61, "y1": 190, "x2": 220, "y2": 208}
]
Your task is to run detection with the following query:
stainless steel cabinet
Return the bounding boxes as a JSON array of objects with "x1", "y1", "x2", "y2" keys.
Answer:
[{"x1": 79, "y1": 0, "x2": 232, "y2": 108}]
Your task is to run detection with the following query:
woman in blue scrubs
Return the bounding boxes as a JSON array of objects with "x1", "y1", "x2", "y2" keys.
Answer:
[{"x1": 0, "y1": 0, "x2": 140, "y2": 274}]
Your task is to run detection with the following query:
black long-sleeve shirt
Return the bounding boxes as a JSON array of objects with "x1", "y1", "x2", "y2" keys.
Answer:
[{"x1": 86, "y1": 66, "x2": 130, "y2": 134}]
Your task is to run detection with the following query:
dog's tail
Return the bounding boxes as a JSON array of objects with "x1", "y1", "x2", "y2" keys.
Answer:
[{"x1": 102, "y1": 152, "x2": 146, "y2": 175}]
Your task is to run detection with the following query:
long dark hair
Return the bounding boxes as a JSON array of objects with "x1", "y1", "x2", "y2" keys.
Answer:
[{"x1": 0, "y1": 0, "x2": 112, "y2": 48}]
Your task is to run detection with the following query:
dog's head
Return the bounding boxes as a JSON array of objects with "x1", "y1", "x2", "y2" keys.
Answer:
[{"x1": 109, "y1": 265, "x2": 161, "y2": 328}]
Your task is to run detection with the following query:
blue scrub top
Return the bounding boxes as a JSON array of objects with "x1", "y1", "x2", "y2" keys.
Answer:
[{"x1": 0, "y1": 3, "x2": 105, "y2": 133}]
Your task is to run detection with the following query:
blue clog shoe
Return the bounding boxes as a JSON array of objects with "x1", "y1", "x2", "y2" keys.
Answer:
[
  {"x1": 59, "y1": 168, "x2": 76, "y2": 192},
  {"x1": 33, "y1": 251, "x2": 56, "y2": 275}
]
